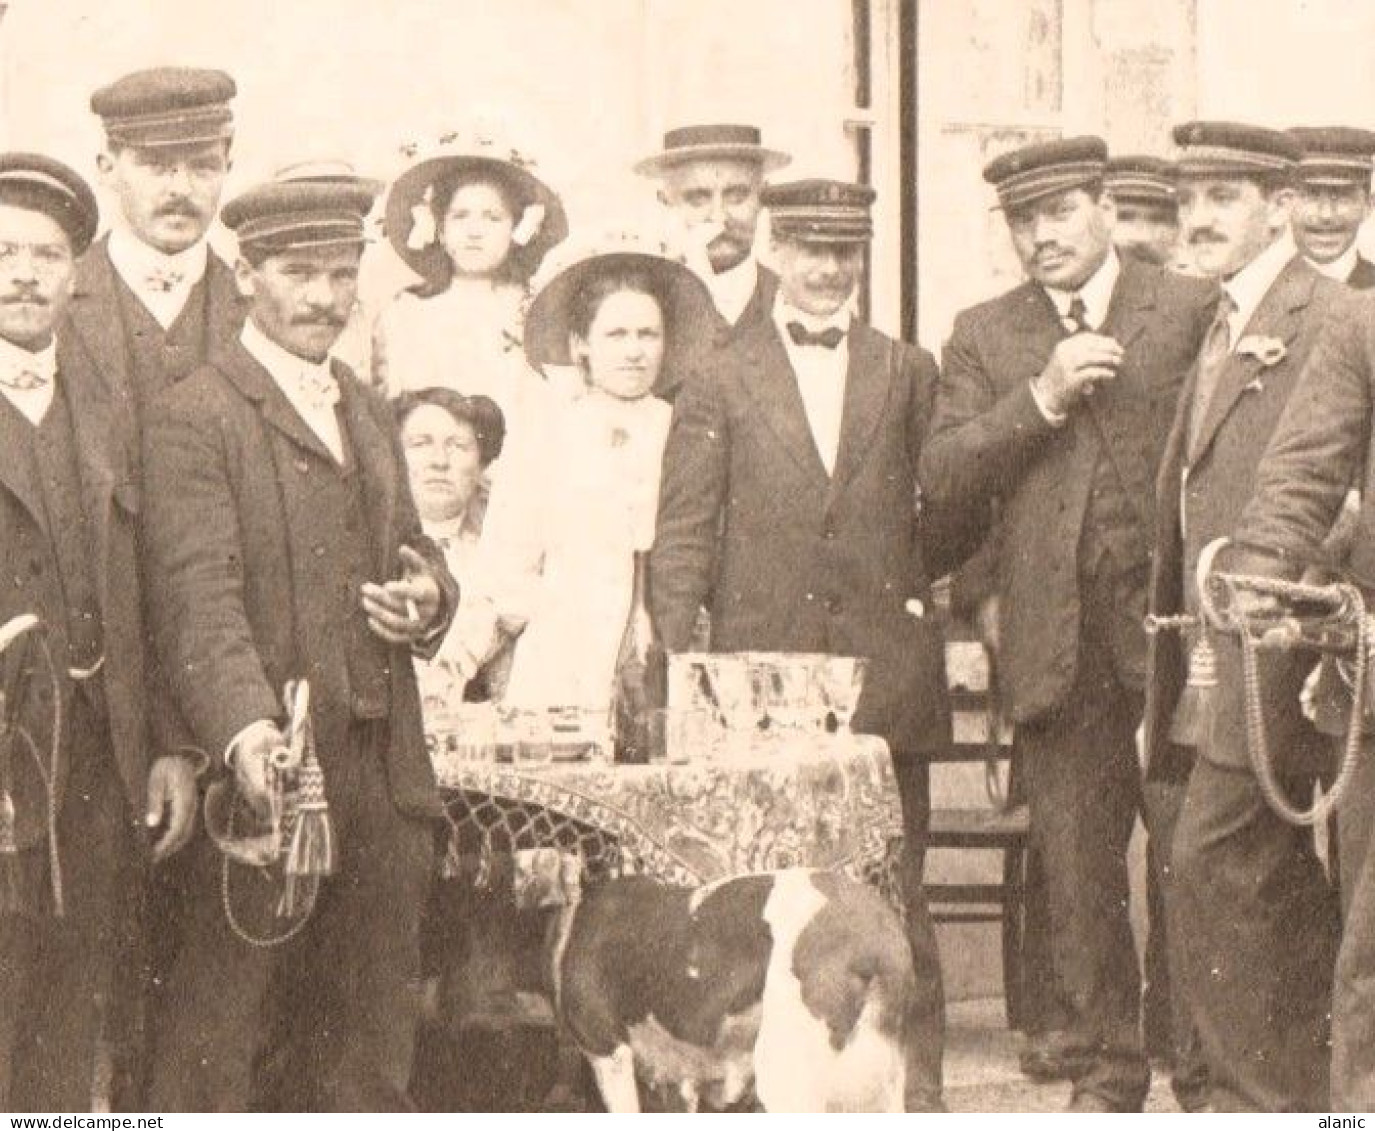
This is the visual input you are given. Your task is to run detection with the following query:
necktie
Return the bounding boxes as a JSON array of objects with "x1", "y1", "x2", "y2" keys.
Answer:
[
  {"x1": 1187, "y1": 292, "x2": 1237, "y2": 453},
  {"x1": 298, "y1": 367, "x2": 340, "y2": 412},
  {"x1": 786, "y1": 321, "x2": 845, "y2": 350},
  {"x1": 144, "y1": 265, "x2": 185, "y2": 294},
  {"x1": 1065, "y1": 294, "x2": 1091, "y2": 335}
]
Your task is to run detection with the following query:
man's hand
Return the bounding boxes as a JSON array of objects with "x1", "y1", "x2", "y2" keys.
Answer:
[
  {"x1": 975, "y1": 594, "x2": 1001, "y2": 658},
  {"x1": 227, "y1": 719, "x2": 286, "y2": 821},
  {"x1": 1031, "y1": 332, "x2": 1124, "y2": 416},
  {"x1": 145, "y1": 754, "x2": 199, "y2": 862},
  {"x1": 362, "y1": 545, "x2": 443, "y2": 645}
]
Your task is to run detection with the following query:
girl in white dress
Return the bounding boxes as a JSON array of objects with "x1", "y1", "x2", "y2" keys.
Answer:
[
  {"x1": 477, "y1": 240, "x2": 715, "y2": 714},
  {"x1": 374, "y1": 136, "x2": 567, "y2": 469}
]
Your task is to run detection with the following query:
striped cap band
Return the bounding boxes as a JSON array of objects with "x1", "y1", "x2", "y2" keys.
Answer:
[
  {"x1": 1298, "y1": 154, "x2": 1373, "y2": 185},
  {"x1": 1175, "y1": 144, "x2": 1295, "y2": 176},
  {"x1": 994, "y1": 160, "x2": 1104, "y2": 210},
  {"x1": 1105, "y1": 173, "x2": 1175, "y2": 201},
  {"x1": 234, "y1": 211, "x2": 365, "y2": 251},
  {"x1": 104, "y1": 103, "x2": 234, "y2": 149}
]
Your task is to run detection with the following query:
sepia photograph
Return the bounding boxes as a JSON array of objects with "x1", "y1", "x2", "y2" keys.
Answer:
[{"x1": 0, "y1": 0, "x2": 1372, "y2": 1116}]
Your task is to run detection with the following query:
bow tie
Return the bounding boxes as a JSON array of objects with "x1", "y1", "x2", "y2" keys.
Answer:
[
  {"x1": 297, "y1": 367, "x2": 340, "y2": 412},
  {"x1": 0, "y1": 361, "x2": 52, "y2": 391},
  {"x1": 143, "y1": 265, "x2": 186, "y2": 294},
  {"x1": 786, "y1": 321, "x2": 845, "y2": 350}
]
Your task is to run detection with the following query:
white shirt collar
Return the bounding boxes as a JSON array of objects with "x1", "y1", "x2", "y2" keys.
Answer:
[
  {"x1": 108, "y1": 226, "x2": 209, "y2": 295},
  {"x1": 700, "y1": 255, "x2": 759, "y2": 325},
  {"x1": 771, "y1": 291, "x2": 854, "y2": 337},
  {"x1": 0, "y1": 335, "x2": 57, "y2": 425},
  {"x1": 1043, "y1": 247, "x2": 1120, "y2": 330},
  {"x1": 1306, "y1": 242, "x2": 1361, "y2": 284},
  {"x1": 0, "y1": 335, "x2": 56, "y2": 384},
  {"x1": 1223, "y1": 230, "x2": 1298, "y2": 335},
  {"x1": 241, "y1": 317, "x2": 334, "y2": 385}
]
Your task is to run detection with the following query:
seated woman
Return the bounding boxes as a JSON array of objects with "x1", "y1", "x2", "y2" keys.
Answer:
[
  {"x1": 477, "y1": 234, "x2": 714, "y2": 716},
  {"x1": 395, "y1": 387, "x2": 508, "y2": 708},
  {"x1": 375, "y1": 129, "x2": 568, "y2": 465}
]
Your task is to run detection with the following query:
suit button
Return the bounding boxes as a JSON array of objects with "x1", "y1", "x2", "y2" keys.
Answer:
[
  {"x1": 823, "y1": 527, "x2": 837, "y2": 540},
  {"x1": 313, "y1": 544, "x2": 326, "y2": 557},
  {"x1": 295, "y1": 459, "x2": 309, "y2": 474}
]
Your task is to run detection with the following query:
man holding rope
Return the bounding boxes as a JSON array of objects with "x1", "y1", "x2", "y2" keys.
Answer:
[
  {"x1": 0, "y1": 153, "x2": 199, "y2": 1111},
  {"x1": 140, "y1": 174, "x2": 455, "y2": 1111},
  {"x1": 1145, "y1": 121, "x2": 1348, "y2": 1111},
  {"x1": 1211, "y1": 280, "x2": 1375, "y2": 1111}
]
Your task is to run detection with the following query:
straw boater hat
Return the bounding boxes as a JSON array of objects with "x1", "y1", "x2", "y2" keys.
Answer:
[
  {"x1": 633, "y1": 123, "x2": 791, "y2": 178},
  {"x1": 384, "y1": 125, "x2": 568, "y2": 287},
  {"x1": 522, "y1": 230, "x2": 715, "y2": 376}
]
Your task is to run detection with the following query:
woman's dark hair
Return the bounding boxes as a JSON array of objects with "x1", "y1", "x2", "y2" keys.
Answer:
[
  {"x1": 414, "y1": 168, "x2": 534, "y2": 294},
  {"x1": 393, "y1": 386, "x2": 506, "y2": 467},
  {"x1": 566, "y1": 266, "x2": 671, "y2": 346}
]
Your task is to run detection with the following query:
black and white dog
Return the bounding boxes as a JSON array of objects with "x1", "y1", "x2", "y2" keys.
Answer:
[{"x1": 521, "y1": 857, "x2": 921, "y2": 1112}]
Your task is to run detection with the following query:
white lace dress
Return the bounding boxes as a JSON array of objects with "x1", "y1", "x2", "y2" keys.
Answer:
[{"x1": 476, "y1": 390, "x2": 671, "y2": 713}]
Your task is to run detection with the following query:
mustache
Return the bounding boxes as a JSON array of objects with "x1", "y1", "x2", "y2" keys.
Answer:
[
  {"x1": 1187, "y1": 229, "x2": 1226, "y2": 245},
  {"x1": 156, "y1": 199, "x2": 202, "y2": 219},
  {"x1": 708, "y1": 230, "x2": 750, "y2": 251},
  {"x1": 291, "y1": 312, "x2": 347, "y2": 328},
  {"x1": 0, "y1": 290, "x2": 46, "y2": 305}
]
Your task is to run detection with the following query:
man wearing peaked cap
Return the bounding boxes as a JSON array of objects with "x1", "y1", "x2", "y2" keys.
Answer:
[
  {"x1": 1146, "y1": 120, "x2": 1346, "y2": 1111},
  {"x1": 0, "y1": 154, "x2": 200, "y2": 1110},
  {"x1": 71, "y1": 67, "x2": 244, "y2": 411},
  {"x1": 653, "y1": 178, "x2": 970, "y2": 1111},
  {"x1": 1104, "y1": 155, "x2": 1180, "y2": 268},
  {"x1": 922, "y1": 136, "x2": 1218, "y2": 1112},
  {"x1": 1288, "y1": 126, "x2": 1375, "y2": 289},
  {"x1": 141, "y1": 175, "x2": 457, "y2": 1112},
  {"x1": 638, "y1": 123, "x2": 789, "y2": 400}
]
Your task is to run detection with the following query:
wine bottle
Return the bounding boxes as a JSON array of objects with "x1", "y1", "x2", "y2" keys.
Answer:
[{"x1": 612, "y1": 551, "x2": 654, "y2": 762}]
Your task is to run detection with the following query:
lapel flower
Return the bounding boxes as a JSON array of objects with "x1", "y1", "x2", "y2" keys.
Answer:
[{"x1": 1235, "y1": 335, "x2": 1287, "y2": 367}]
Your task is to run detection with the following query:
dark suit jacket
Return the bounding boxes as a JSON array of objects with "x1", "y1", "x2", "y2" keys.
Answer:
[
  {"x1": 141, "y1": 341, "x2": 454, "y2": 820},
  {"x1": 1349, "y1": 255, "x2": 1375, "y2": 291},
  {"x1": 1141, "y1": 255, "x2": 1347, "y2": 773},
  {"x1": 921, "y1": 256, "x2": 1217, "y2": 724},
  {"x1": 67, "y1": 235, "x2": 244, "y2": 406},
  {"x1": 656, "y1": 265, "x2": 779, "y2": 402},
  {"x1": 0, "y1": 330, "x2": 151, "y2": 846},
  {"x1": 650, "y1": 308, "x2": 964, "y2": 758}
]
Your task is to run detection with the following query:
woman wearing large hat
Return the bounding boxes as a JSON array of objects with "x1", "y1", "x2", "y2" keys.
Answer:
[
  {"x1": 372, "y1": 125, "x2": 568, "y2": 456},
  {"x1": 473, "y1": 233, "x2": 713, "y2": 713}
]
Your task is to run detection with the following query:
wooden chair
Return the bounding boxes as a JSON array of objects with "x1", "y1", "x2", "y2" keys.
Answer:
[{"x1": 925, "y1": 636, "x2": 1032, "y2": 1029}]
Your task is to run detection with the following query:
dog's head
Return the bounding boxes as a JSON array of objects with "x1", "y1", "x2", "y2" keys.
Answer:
[{"x1": 512, "y1": 848, "x2": 583, "y2": 912}]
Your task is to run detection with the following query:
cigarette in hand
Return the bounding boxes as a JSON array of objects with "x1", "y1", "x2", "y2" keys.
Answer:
[{"x1": 405, "y1": 598, "x2": 420, "y2": 624}]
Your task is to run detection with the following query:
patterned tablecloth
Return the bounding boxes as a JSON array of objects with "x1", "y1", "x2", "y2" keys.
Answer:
[{"x1": 430, "y1": 733, "x2": 905, "y2": 893}]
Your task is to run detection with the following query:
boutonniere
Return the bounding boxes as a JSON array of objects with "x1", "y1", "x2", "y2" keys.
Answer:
[{"x1": 1235, "y1": 335, "x2": 1287, "y2": 368}]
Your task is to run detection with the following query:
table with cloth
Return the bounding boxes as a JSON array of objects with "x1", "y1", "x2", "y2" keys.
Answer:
[{"x1": 427, "y1": 730, "x2": 905, "y2": 897}]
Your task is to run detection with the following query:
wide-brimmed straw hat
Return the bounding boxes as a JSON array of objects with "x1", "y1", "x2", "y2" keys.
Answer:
[
  {"x1": 522, "y1": 230, "x2": 715, "y2": 377},
  {"x1": 634, "y1": 123, "x2": 791, "y2": 178},
  {"x1": 385, "y1": 127, "x2": 568, "y2": 285}
]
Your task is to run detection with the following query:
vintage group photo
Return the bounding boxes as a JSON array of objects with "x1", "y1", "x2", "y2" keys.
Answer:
[{"x1": 0, "y1": 0, "x2": 1373, "y2": 1116}]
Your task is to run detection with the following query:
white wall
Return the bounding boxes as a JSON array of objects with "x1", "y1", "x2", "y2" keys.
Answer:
[{"x1": 0, "y1": 0, "x2": 861, "y2": 303}]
